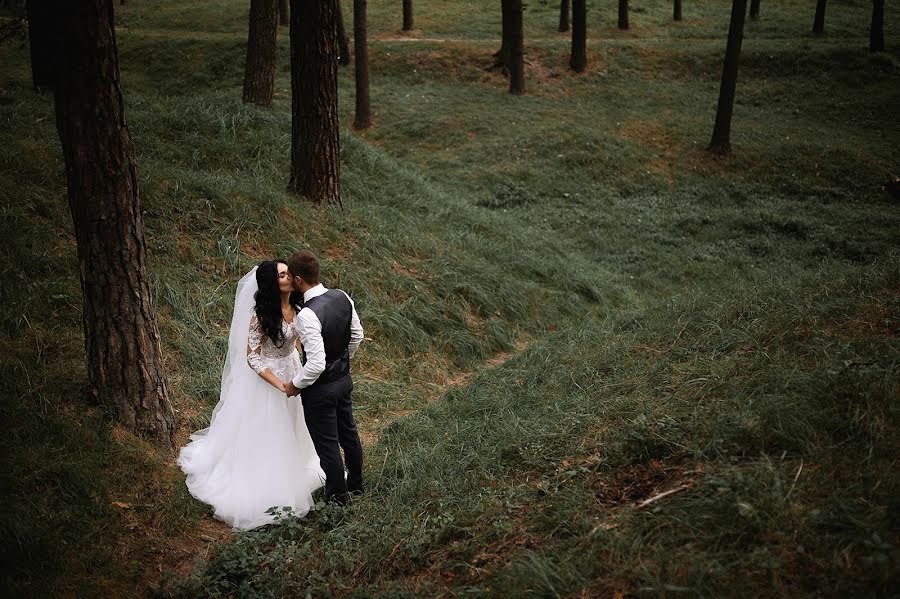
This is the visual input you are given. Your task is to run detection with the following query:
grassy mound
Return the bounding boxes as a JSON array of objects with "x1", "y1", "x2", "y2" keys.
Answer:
[{"x1": 1, "y1": 0, "x2": 897, "y2": 595}]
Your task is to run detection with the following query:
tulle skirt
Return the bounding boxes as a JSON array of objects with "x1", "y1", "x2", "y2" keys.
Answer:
[{"x1": 178, "y1": 382, "x2": 324, "y2": 530}]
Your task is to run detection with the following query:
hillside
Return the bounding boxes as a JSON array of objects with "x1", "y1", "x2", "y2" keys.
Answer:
[{"x1": 1, "y1": 0, "x2": 898, "y2": 596}]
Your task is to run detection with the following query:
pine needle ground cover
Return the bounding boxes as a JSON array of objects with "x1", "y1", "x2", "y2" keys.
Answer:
[{"x1": 0, "y1": 0, "x2": 897, "y2": 596}]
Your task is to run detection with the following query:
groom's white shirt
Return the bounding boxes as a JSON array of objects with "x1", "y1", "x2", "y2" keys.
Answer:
[{"x1": 291, "y1": 283, "x2": 364, "y2": 390}]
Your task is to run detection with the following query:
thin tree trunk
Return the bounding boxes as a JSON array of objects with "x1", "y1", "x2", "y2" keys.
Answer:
[
  {"x1": 25, "y1": 0, "x2": 57, "y2": 91},
  {"x1": 279, "y1": 0, "x2": 289, "y2": 26},
  {"x1": 570, "y1": 0, "x2": 586, "y2": 72},
  {"x1": 749, "y1": 0, "x2": 760, "y2": 20},
  {"x1": 289, "y1": 0, "x2": 341, "y2": 205},
  {"x1": 53, "y1": 0, "x2": 175, "y2": 448},
  {"x1": 618, "y1": 0, "x2": 629, "y2": 30},
  {"x1": 674, "y1": 0, "x2": 683, "y2": 22},
  {"x1": 353, "y1": 0, "x2": 371, "y2": 129},
  {"x1": 813, "y1": 0, "x2": 827, "y2": 35},
  {"x1": 242, "y1": 0, "x2": 279, "y2": 107},
  {"x1": 709, "y1": 0, "x2": 748, "y2": 156},
  {"x1": 869, "y1": 0, "x2": 884, "y2": 52},
  {"x1": 559, "y1": 0, "x2": 569, "y2": 32},
  {"x1": 337, "y1": 0, "x2": 351, "y2": 66},
  {"x1": 509, "y1": 0, "x2": 524, "y2": 95},
  {"x1": 402, "y1": 0, "x2": 413, "y2": 31}
]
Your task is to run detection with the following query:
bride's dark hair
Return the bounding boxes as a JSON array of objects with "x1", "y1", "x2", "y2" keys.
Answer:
[{"x1": 254, "y1": 260, "x2": 302, "y2": 347}]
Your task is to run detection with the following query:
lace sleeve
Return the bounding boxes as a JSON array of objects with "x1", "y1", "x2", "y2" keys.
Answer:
[{"x1": 247, "y1": 315, "x2": 266, "y2": 374}]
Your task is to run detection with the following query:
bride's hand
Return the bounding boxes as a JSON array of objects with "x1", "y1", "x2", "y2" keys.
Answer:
[{"x1": 276, "y1": 380, "x2": 288, "y2": 394}]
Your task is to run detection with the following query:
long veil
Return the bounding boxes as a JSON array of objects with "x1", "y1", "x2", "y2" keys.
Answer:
[
  {"x1": 178, "y1": 266, "x2": 323, "y2": 530},
  {"x1": 208, "y1": 266, "x2": 259, "y2": 428}
]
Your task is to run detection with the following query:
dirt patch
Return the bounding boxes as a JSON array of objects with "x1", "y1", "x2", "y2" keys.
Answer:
[{"x1": 593, "y1": 460, "x2": 692, "y2": 507}]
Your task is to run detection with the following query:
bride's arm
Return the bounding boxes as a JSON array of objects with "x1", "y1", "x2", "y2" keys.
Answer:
[{"x1": 247, "y1": 316, "x2": 287, "y2": 393}]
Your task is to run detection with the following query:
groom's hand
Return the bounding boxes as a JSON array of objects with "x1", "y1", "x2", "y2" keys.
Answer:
[{"x1": 285, "y1": 381, "x2": 301, "y2": 397}]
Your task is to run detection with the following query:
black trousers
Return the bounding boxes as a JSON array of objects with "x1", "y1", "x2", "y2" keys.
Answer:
[{"x1": 302, "y1": 375, "x2": 363, "y2": 503}]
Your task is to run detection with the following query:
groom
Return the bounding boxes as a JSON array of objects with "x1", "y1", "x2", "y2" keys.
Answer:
[{"x1": 285, "y1": 250, "x2": 365, "y2": 505}]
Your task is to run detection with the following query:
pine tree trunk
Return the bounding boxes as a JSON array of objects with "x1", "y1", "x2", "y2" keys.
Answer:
[
  {"x1": 570, "y1": 0, "x2": 586, "y2": 72},
  {"x1": 289, "y1": 0, "x2": 341, "y2": 205},
  {"x1": 749, "y1": 0, "x2": 760, "y2": 20},
  {"x1": 558, "y1": 0, "x2": 569, "y2": 32},
  {"x1": 353, "y1": 0, "x2": 372, "y2": 129},
  {"x1": 492, "y1": 0, "x2": 512, "y2": 73},
  {"x1": 509, "y1": 0, "x2": 524, "y2": 95},
  {"x1": 337, "y1": 0, "x2": 351, "y2": 66},
  {"x1": 709, "y1": 0, "x2": 747, "y2": 156},
  {"x1": 25, "y1": 0, "x2": 57, "y2": 91},
  {"x1": 869, "y1": 0, "x2": 884, "y2": 52},
  {"x1": 813, "y1": 0, "x2": 827, "y2": 35},
  {"x1": 674, "y1": 0, "x2": 683, "y2": 22},
  {"x1": 618, "y1": 0, "x2": 629, "y2": 30},
  {"x1": 402, "y1": 0, "x2": 413, "y2": 31},
  {"x1": 279, "y1": 0, "x2": 289, "y2": 26},
  {"x1": 242, "y1": 0, "x2": 278, "y2": 107},
  {"x1": 53, "y1": 0, "x2": 175, "y2": 448}
]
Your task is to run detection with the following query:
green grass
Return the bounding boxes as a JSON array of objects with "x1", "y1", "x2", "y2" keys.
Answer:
[{"x1": 1, "y1": 0, "x2": 898, "y2": 596}]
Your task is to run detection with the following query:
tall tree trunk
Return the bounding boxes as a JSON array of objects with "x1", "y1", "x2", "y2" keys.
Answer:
[
  {"x1": 508, "y1": 0, "x2": 524, "y2": 95},
  {"x1": 813, "y1": 0, "x2": 827, "y2": 35},
  {"x1": 674, "y1": 0, "x2": 683, "y2": 22},
  {"x1": 570, "y1": 0, "x2": 586, "y2": 72},
  {"x1": 242, "y1": 0, "x2": 278, "y2": 107},
  {"x1": 402, "y1": 0, "x2": 413, "y2": 31},
  {"x1": 749, "y1": 0, "x2": 760, "y2": 20},
  {"x1": 25, "y1": 0, "x2": 57, "y2": 91},
  {"x1": 618, "y1": 0, "x2": 629, "y2": 30},
  {"x1": 337, "y1": 0, "x2": 351, "y2": 66},
  {"x1": 709, "y1": 0, "x2": 748, "y2": 156},
  {"x1": 53, "y1": 0, "x2": 175, "y2": 448},
  {"x1": 492, "y1": 0, "x2": 512, "y2": 73},
  {"x1": 353, "y1": 0, "x2": 371, "y2": 129},
  {"x1": 869, "y1": 0, "x2": 884, "y2": 52},
  {"x1": 558, "y1": 0, "x2": 569, "y2": 32},
  {"x1": 279, "y1": 0, "x2": 289, "y2": 26},
  {"x1": 289, "y1": 0, "x2": 341, "y2": 205}
]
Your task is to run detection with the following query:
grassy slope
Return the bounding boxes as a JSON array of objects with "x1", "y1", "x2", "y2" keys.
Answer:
[{"x1": 1, "y1": 0, "x2": 898, "y2": 596}]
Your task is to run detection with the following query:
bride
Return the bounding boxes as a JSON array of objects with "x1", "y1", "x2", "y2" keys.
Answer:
[{"x1": 178, "y1": 261, "x2": 324, "y2": 530}]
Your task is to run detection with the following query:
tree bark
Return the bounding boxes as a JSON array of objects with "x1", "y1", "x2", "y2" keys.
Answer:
[
  {"x1": 53, "y1": 0, "x2": 175, "y2": 448},
  {"x1": 242, "y1": 0, "x2": 279, "y2": 107},
  {"x1": 508, "y1": 0, "x2": 524, "y2": 95},
  {"x1": 570, "y1": 0, "x2": 586, "y2": 72},
  {"x1": 25, "y1": 0, "x2": 57, "y2": 91},
  {"x1": 402, "y1": 0, "x2": 413, "y2": 31},
  {"x1": 558, "y1": 0, "x2": 569, "y2": 32},
  {"x1": 709, "y1": 0, "x2": 747, "y2": 156},
  {"x1": 618, "y1": 0, "x2": 629, "y2": 30},
  {"x1": 279, "y1": 0, "x2": 289, "y2": 26},
  {"x1": 869, "y1": 0, "x2": 884, "y2": 52},
  {"x1": 337, "y1": 0, "x2": 351, "y2": 66},
  {"x1": 491, "y1": 0, "x2": 512, "y2": 74},
  {"x1": 749, "y1": 0, "x2": 760, "y2": 20},
  {"x1": 813, "y1": 0, "x2": 827, "y2": 35},
  {"x1": 289, "y1": 0, "x2": 341, "y2": 205},
  {"x1": 674, "y1": 0, "x2": 683, "y2": 22},
  {"x1": 353, "y1": 0, "x2": 371, "y2": 129}
]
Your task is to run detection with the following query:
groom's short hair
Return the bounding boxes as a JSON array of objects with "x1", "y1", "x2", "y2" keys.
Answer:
[{"x1": 288, "y1": 250, "x2": 320, "y2": 284}]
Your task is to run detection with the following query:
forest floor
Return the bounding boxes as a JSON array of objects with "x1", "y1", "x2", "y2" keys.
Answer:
[{"x1": 1, "y1": 0, "x2": 898, "y2": 596}]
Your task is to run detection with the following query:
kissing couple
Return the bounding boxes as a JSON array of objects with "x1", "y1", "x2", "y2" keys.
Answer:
[{"x1": 178, "y1": 250, "x2": 365, "y2": 530}]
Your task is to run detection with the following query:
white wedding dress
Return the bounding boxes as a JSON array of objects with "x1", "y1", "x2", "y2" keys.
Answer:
[{"x1": 178, "y1": 267, "x2": 324, "y2": 530}]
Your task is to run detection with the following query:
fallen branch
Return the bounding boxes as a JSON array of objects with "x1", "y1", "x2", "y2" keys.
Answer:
[
  {"x1": 636, "y1": 484, "x2": 690, "y2": 509},
  {"x1": 785, "y1": 459, "x2": 804, "y2": 500}
]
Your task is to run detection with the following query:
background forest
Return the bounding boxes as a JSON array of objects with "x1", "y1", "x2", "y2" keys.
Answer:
[{"x1": 1, "y1": 0, "x2": 898, "y2": 596}]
